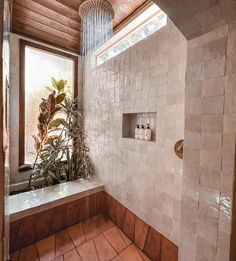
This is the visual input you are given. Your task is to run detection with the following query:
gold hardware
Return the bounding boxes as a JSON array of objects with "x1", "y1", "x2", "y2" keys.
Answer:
[{"x1": 174, "y1": 139, "x2": 183, "y2": 159}]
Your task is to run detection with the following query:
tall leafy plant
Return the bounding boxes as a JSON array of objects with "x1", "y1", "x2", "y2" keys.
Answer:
[{"x1": 29, "y1": 78, "x2": 93, "y2": 189}]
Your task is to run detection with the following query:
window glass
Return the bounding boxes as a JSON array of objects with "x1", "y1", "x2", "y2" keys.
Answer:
[
  {"x1": 24, "y1": 47, "x2": 74, "y2": 164},
  {"x1": 97, "y1": 10, "x2": 167, "y2": 65}
]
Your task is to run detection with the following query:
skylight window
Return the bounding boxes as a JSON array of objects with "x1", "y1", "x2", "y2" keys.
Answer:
[{"x1": 95, "y1": 4, "x2": 167, "y2": 66}]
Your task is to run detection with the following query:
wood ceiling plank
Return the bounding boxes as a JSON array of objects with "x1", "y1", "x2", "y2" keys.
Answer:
[
  {"x1": 111, "y1": 0, "x2": 148, "y2": 26},
  {"x1": 13, "y1": 21, "x2": 80, "y2": 52},
  {"x1": 33, "y1": 0, "x2": 81, "y2": 22},
  {"x1": 13, "y1": 0, "x2": 80, "y2": 30},
  {"x1": 13, "y1": 4, "x2": 81, "y2": 38},
  {"x1": 56, "y1": 0, "x2": 81, "y2": 10},
  {"x1": 11, "y1": 0, "x2": 151, "y2": 54},
  {"x1": 13, "y1": 16, "x2": 80, "y2": 44}
]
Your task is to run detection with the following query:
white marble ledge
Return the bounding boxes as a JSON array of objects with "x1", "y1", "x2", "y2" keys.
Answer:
[{"x1": 8, "y1": 178, "x2": 104, "y2": 222}]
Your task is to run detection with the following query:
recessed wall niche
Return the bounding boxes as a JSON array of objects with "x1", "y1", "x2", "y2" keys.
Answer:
[{"x1": 122, "y1": 112, "x2": 156, "y2": 141}]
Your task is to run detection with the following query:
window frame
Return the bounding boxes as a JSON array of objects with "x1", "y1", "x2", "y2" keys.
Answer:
[
  {"x1": 94, "y1": 6, "x2": 166, "y2": 66},
  {"x1": 19, "y1": 40, "x2": 79, "y2": 167}
]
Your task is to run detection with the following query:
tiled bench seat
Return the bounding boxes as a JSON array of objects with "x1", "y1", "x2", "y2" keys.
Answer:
[{"x1": 8, "y1": 179, "x2": 178, "y2": 261}]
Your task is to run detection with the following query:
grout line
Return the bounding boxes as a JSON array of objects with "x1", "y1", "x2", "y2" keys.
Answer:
[
  {"x1": 92, "y1": 238, "x2": 101, "y2": 261},
  {"x1": 116, "y1": 228, "x2": 130, "y2": 248},
  {"x1": 34, "y1": 243, "x2": 40, "y2": 260},
  {"x1": 81, "y1": 220, "x2": 86, "y2": 245},
  {"x1": 66, "y1": 226, "x2": 77, "y2": 249},
  {"x1": 54, "y1": 233, "x2": 56, "y2": 260},
  {"x1": 102, "y1": 230, "x2": 120, "y2": 255},
  {"x1": 13, "y1": 216, "x2": 150, "y2": 261}
]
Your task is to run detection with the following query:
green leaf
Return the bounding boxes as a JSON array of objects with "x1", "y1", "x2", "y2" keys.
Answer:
[
  {"x1": 56, "y1": 93, "x2": 66, "y2": 104},
  {"x1": 45, "y1": 86, "x2": 54, "y2": 92},
  {"x1": 59, "y1": 118, "x2": 69, "y2": 127},
  {"x1": 48, "y1": 118, "x2": 63, "y2": 129},
  {"x1": 51, "y1": 77, "x2": 58, "y2": 89},
  {"x1": 57, "y1": 79, "x2": 65, "y2": 92},
  {"x1": 44, "y1": 135, "x2": 59, "y2": 144}
]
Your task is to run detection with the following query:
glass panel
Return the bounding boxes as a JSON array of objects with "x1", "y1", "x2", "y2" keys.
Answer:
[
  {"x1": 97, "y1": 12, "x2": 167, "y2": 65},
  {"x1": 24, "y1": 47, "x2": 74, "y2": 164}
]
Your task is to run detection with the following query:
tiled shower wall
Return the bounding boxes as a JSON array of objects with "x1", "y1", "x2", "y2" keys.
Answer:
[
  {"x1": 180, "y1": 24, "x2": 236, "y2": 261},
  {"x1": 84, "y1": 18, "x2": 187, "y2": 246}
]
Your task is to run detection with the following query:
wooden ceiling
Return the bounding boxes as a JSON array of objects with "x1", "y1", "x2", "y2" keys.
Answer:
[{"x1": 11, "y1": 0, "x2": 151, "y2": 53}]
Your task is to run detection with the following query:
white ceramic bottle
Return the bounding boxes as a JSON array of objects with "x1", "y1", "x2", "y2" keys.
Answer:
[
  {"x1": 139, "y1": 125, "x2": 145, "y2": 140},
  {"x1": 145, "y1": 124, "x2": 151, "y2": 141},
  {"x1": 135, "y1": 124, "x2": 140, "y2": 139}
]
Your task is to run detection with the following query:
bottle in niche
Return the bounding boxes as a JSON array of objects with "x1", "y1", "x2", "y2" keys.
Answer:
[
  {"x1": 145, "y1": 124, "x2": 152, "y2": 141},
  {"x1": 139, "y1": 125, "x2": 145, "y2": 140},
  {"x1": 135, "y1": 124, "x2": 140, "y2": 139}
]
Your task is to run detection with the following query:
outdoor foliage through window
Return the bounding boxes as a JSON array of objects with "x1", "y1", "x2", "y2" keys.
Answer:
[{"x1": 24, "y1": 47, "x2": 74, "y2": 164}]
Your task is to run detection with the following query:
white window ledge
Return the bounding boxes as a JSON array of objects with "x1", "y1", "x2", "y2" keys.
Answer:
[{"x1": 7, "y1": 178, "x2": 104, "y2": 222}]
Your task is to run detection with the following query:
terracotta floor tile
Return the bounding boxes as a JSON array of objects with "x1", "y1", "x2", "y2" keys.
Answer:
[
  {"x1": 103, "y1": 226, "x2": 128, "y2": 253},
  {"x1": 10, "y1": 220, "x2": 21, "y2": 252},
  {"x1": 19, "y1": 244, "x2": 39, "y2": 261},
  {"x1": 55, "y1": 230, "x2": 74, "y2": 257},
  {"x1": 10, "y1": 251, "x2": 20, "y2": 261},
  {"x1": 77, "y1": 240, "x2": 99, "y2": 261},
  {"x1": 137, "y1": 247, "x2": 151, "y2": 261},
  {"x1": 111, "y1": 255, "x2": 123, "y2": 261},
  {"x1": 116, "y1": 201, "x2": 127, "y2": 230},
  {"x1": 50, "y1": 205, "x2": 67, "y2": 234},
  {"x1": 161, "y1": 236, "x2": 178, "y2": 261},
  {"x1": 36, "y1": 235, "x2": 55, "y2": 261},
  {"x1": 122, "y1": 210, "x2": 135, "y2": 241},
  {"x1": 93, "y1": 234, "x2": 117, "y2": 260},
  {"x1": 94, "y1": 214, "x2": 114, "y2": 233},
  {"x1": 52, "y1": 256, "x2": 63, "y2": 261},
  {"x1": 119, "y1": 229, "x2": 132, "y2": 246},
  {"x1": 143, "y1": 227, "x2": 162, "y2": 261},
  {"x1": 67, "y1": 223, "x2": 86, "y2": 247},
  {"x1": 36, "y1": 209, "x2": 54, "y2": 241},
  {"x1": 105, "y1": 194, "x2": 117, "y2": 223},
  {"x1": 119, "y1": 244, "x2": 145, "y2": 261},
  {"x1": 82, "y1": 218, "x2": 100, "y2": 240},
  {"x1": 16, "y1": 215, "x2": 36, "y2": 251},
  {"x1": 13, "y1": 216, "x2": 155, "y2": 261},
  {"x1": 134, "y1": 217, "x2": 149, "y2": 250},
  {"x1": 64, "y1": 248, "x2": 82, "y2": 261}
]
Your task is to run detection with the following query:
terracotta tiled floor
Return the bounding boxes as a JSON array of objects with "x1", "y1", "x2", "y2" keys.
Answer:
[{"x1": 10, "y1": 214, "x2": 151, "y2": 261}]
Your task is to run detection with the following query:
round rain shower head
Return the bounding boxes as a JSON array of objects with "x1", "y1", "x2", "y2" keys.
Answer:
[{"x1": 79, "y1": 0, "x2": 115, "y2": 19}]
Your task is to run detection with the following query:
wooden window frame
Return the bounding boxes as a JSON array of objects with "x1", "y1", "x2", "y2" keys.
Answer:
[{"x1": 19, "y1": 39, "x2": 78, "y2": 167}]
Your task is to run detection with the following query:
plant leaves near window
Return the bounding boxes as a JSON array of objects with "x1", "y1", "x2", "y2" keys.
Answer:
[
  {"x1": 38, "y1": 113, "x2": 47, "y2": 124},
  {"x1": 57, "y1": 79, "x2": 65, "y2": 92},
  {"x1": 37, "y1": 123, "x2": 46, "y2": 138},
  {"x1": 48, "y1": 94, "x2": 56, "y2": 115},
  {"x1": 56, "y1": 93, "x2": 66, "y2": 104},
  {"x1": 45, "y1": 86, "x2": 54, "y2": 92},
  {"x1": 48, "y1": 118, "x2": 63, "y2": 129},
  {"x1": 44, "y1": 135, "x2": 59, "y2": 145},
  {"x1": 29, "y1": 78, "x2": 93, "y2": 190},
  {"x1": 51, "y1": 77, "x2": 58, "y2": 89},
  {"x1": 32, "y1": 135, "x2": 41, "y2": 152}
]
